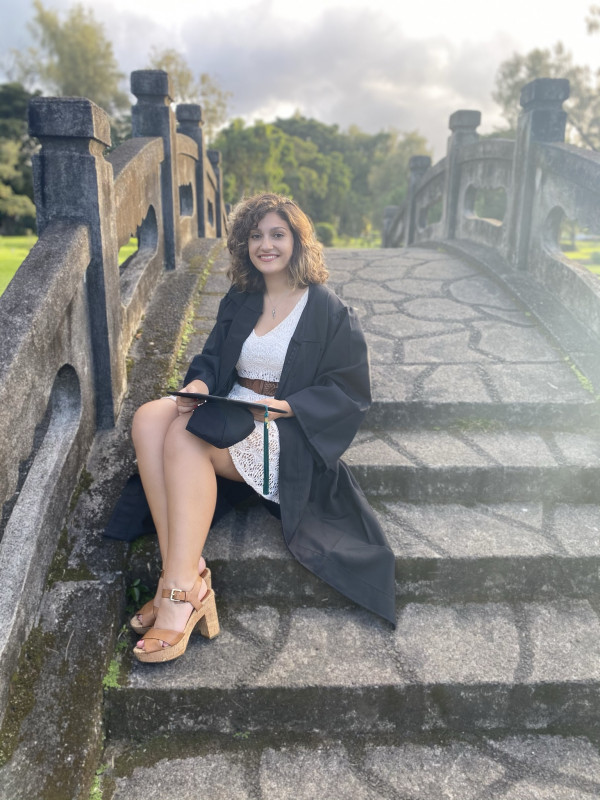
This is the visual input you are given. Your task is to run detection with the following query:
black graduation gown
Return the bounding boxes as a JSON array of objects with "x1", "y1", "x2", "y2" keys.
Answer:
[{"x1": 183, "y1": 282, "x2": 396, "y2": 626}]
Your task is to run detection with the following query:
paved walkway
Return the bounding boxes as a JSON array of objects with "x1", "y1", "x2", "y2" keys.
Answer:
[
  {"x1": 103, "y1": 246, "x2": 600, "y2": 799},
  {"x1": 4, "y1": 243, "x2": 600, "y2": 800}
]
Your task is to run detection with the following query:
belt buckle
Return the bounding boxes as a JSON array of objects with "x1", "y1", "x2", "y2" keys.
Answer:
[{"x1": 169, "y1": 588, "x2": 183, "y2": 602}]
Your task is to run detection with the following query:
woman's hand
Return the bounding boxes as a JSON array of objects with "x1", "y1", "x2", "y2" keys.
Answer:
[
  {"x1": 175, "y1": 379, "x2": 210, "y2": 415},
  {"x1": 251, "y1": 398, "x2": 293, "y2": 422}
]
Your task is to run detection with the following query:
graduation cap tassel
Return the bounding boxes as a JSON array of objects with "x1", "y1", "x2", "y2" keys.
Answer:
[{"x1": 262, "y1": 406, "x2": 270, "y2": 495}]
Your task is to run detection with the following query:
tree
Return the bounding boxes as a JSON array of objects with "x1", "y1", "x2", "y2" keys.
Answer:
[
  {"x1": 0, "y1": 82, "x2": 38, "y2": 233},
  {"x1": 148, "y1": 47, "x2": 231, "y2": 142},
  {"x1": 13, "y1": 1, "x2": 128, "y2": 115},
  {"x1": 368, "y1": 130, "x2": 432, "y2": 229},
  {"x1": 0, "y1": 139, "x2": 36, "y2": 233},
  {"x1": 586, "y1": 4, "x2": 600, "y2": 33},
  {"x1": 214, "y1": 118, "x2": 290, "y2": 199},
  {"x1": 215, "y1": 114, "x2": 430, "y2": 237},
  {"x1": 492, "y1": 43, "x2": 600, "y2": 150},
  {"x1": 147, "y1": 47, "x2": 198, "y2": 103}
]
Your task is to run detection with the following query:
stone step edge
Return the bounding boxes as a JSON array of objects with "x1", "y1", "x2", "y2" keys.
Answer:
[
  {"x1": 349, "y1": 463, "x2": 600, "y2": 502},
  {"x1": 99, "y1": 730, "x2": 600, "y2": 800},
  {"x1": 104, "y1": 681, "x2": 600, "y2": 742},
  {"x1": 367, "y1": 399, "x2": 600, "y2": 429},
  {"x1": 105, "y1": 599, "x2": 600, "y2": 741}
]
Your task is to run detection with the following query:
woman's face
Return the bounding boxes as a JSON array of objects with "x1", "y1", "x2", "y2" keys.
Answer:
[{"x1": 248, "y1": 211, "x2": 294, "y2": 277}]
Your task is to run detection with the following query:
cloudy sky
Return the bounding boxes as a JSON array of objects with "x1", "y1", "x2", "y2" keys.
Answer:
[{"x1": 1, "y1": 0, "x2": 598, "y2": 156}]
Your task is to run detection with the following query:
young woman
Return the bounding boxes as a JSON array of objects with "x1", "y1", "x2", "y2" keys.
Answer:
[{"x1": 130, "y1": 193, "x2": 395, "y2": 663}]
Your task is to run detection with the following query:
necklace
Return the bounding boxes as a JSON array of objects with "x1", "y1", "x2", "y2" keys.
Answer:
[{"x1": 265, "y1": 287, "x2": 294, "y2": 319}]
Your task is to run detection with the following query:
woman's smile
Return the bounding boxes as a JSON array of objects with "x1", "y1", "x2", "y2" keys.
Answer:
[{"x1": 248, "y1": 211, "x2": 294, "y2": 274}]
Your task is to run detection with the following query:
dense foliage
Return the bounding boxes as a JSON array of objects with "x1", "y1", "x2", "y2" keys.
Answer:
[
  {"x1": 0, "y1": 83, "x2": 37, "y2": 234},
  {"x1": 214, "y1": 116, "x2": 429, "y2": 239}
]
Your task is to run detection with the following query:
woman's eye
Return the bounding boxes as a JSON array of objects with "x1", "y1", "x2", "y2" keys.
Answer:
[{"x1": 250, "y1": 233, "x2": 261, "y2": 239}]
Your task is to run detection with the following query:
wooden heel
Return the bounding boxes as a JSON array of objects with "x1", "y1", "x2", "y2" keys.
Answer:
[
  {"x1": 130, "y1": 567, "x2": 212, "y2": 635},
  {"x1": 134, "y1": 580, "x2": 219, "y2": 663},
  {"x1": 196, "y1": 590, "x2": 220, "y2": 639}
]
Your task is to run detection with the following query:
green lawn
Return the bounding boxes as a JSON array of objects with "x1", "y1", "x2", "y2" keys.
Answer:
[
  {"x1": 0, "y1": 235, "x2": 37, "y2": 295},
  {"x1": 0, "y1": 236, "x2": 139, "y2": 296},
  {"x1": 561, "y1": 240, "x2": 600, "y2": 275}
]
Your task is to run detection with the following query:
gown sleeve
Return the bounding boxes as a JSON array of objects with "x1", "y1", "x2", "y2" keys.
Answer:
[{"x1": 285, "y1": 304, "x2": 371, "y2": 472}]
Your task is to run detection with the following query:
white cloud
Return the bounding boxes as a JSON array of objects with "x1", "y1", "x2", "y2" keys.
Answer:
[{"x1": 1, "y1": 0, "x2": 594, "y2": 157}]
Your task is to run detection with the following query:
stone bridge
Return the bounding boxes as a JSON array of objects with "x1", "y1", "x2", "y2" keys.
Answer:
[{"x1": 1, "y1": 74, "x2": 600, "y2": 798}]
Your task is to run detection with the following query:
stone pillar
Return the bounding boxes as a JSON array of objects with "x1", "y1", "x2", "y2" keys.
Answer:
[
  {"x1": 382, "y1": 205, "x2": 399, "y2": 248},
  {"x1": 131, "y1": 70, "x2": 180, "y2": 269},
  {"x1": 442, "y1": 110, "x2": 481, "y2": 239},
  {"x1": 405, "y1": 155, "x2": 431, "y2": 245},
  {"x1": 28, "y1": 97, "x2": 125, "y2": 429},
  {"x1": 177, "y1": 103, "x2": 206, "y2": 237},
  {"x1": 507, "y1": 78, "x2": 569, "y2": 270},
  {"x1": 207, "y1": 149, "x2": 224, "y2": 238}
]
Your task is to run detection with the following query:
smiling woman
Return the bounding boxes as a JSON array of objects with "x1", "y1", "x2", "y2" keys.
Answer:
[{"x1": 126, "y1": 192, "x2": 396, "y2": 665}]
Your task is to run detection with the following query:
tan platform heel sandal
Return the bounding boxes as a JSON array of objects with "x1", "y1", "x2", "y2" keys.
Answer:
[
  {"x1": 129, "y1": 563, "x2": 212, "y2": 636},
  {"x1": 133, "y1": 576, "x2": 220, "y2": 664}
]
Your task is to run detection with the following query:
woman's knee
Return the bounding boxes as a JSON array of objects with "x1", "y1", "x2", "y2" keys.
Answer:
[
  {"x1": 163, "y1": 413, "x2": 208, "y2": 459},
  {"x1": 132, "y1": 399, "x2": 175, "y2": 445}
]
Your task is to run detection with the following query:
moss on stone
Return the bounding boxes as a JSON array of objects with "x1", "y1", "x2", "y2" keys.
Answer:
[
  {"x1": 0, "y1": 626, "x2": 54, "y2": 767},
  {"x1": 69, "y1": 467, "x2": 94, "y2": 513},
  {"x1": 46, "y1": 526, "x2": 94, "y2": 587}
]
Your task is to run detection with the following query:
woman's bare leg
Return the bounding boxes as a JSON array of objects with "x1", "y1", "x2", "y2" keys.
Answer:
[
  {"x1": 131, "y1": 399, "x2": 179, "y2": 564},
  {"x1": 135, "y1": 411, "x2": 244, "y2": 648}
]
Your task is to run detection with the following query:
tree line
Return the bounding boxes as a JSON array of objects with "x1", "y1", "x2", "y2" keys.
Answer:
[{"x1": 2, "y1": 1, "x2": 600, "y2": 239}]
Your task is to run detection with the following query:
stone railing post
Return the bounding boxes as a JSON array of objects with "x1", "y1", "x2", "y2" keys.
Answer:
[
  {"x1": 442, "y1": 110, "x2": 481, "y2": 239},
  {"x1": 28, "y1": 97, "x2": 125, "y2": 429},
  {"x1": 382, "y1": 205, "x2": 399, "y2": 247},
  {"x1": 176, "y1": 103, "x2": 207, "y2": 237},
  {"x1": 507, "y1": 78, "x2": 569, "y2": 270},
  {"x1": 208, "y1": 149, "x2": 224, "y2": 238},
  {"x1": 131, "y1": 70, "x2": 180, "y2": 269},
  {"x1": 405, "y1": 155, "x2": 431, "y2": 245}
]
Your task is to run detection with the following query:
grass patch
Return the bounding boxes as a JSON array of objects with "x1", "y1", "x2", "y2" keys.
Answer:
[
  {"x1": 561, "y1": 240, "x2": 600, "y2": 277},
  {"x1": 0, "y1": 235, "x2": 37, "y2": 295},
  {"x1": 0, "y1": 235, "x2": 137, "y2": 298},
  {"x1": 118, "y1": 237, "x2": 138, "y2": 266},
  {"x1": 102, "y1": 625, "x2": 130, "y2": 691}
]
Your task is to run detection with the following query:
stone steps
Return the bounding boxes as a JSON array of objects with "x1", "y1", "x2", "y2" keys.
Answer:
[
  {"x1": 104, "y1": 732, "x2": 600, "y2": 799},
  {"x1": 101, "y1": 247, "x2": 600, "y2": 793},
  {"x1": 129, "y1": 498, "x2": 600, "y2": 605},
  {"x1": 346, "y1": 428, "x2": 600, "y2": 502},
  {"x1": 368, "y1": 397, "x2": 600, "y2": 430},
  {"x1": 104, "y1": 599, "x2": 600, "y2": 742}
]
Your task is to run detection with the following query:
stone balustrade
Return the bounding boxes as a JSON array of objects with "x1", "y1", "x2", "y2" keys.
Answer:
[
  {"x1": 384, "y1": 78, "x2": 600, "y2": 350},
  {"x1": 0, "y1": 69, "x2": 227, "y2": 721}
]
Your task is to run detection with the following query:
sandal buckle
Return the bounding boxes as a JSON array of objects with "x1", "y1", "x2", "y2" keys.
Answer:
[{"x1": 169, "y1": 588, "x2": 184, "y2": 602}]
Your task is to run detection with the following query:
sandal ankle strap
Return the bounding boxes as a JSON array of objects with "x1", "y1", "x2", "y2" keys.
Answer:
[{"x1": 162, "y1": 576, "x2": 205, "y2": 610}]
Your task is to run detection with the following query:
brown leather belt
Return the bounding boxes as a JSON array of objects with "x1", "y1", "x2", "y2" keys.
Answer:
[{"x1": 238, "y1": 377, "x2": 278, "y2": 396}]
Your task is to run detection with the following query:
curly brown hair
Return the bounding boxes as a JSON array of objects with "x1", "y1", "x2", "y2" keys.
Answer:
[{"x1": 226, "y1": 193, "x2": 328, "y2": 292}]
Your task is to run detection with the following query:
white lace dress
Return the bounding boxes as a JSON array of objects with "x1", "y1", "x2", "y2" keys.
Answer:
[{"x1": 227, "y1": 290, "x2": 309, "y2": 503}]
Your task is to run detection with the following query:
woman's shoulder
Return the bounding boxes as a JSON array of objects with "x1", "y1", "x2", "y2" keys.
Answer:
[
  {"x1": 219, "y1": 286, "x2": 262, "y2": 312},
  {"x1": 308, "y1": 282, "x2": 353, "y2": 318}
]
